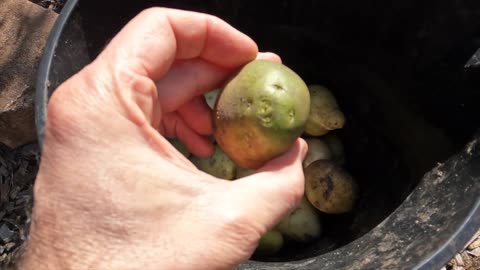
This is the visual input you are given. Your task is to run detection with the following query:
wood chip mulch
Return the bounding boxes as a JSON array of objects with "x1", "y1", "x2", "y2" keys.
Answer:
[
  {"x1": 0, "y1": 143, "x2": 39, "y2": 269},
  {"x1": 443, "y1": 231, "x2": 480, "y2": 270}
]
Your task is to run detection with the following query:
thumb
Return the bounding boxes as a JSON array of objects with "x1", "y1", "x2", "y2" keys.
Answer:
[{"x1": 228, "y1": 138, "x2": 308, "y2": 232}]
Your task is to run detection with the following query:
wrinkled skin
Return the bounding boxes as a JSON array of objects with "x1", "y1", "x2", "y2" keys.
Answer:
[{"x1": 19, "y1": 8, "x2": 307, "y2": 270}]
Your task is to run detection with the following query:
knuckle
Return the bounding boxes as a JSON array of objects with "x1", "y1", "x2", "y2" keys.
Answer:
[
  {"x1": 138, "y1": 7, "x2": 166, "y2": 18},
  {"x1": 115, "y1": 68, "x2": 159, "y2": 125},
  {"x1": 118, "y1": 67, "x2": 156, "y2": 97},
  {"x1": 45, "y1": 65, "x2": 106, "y2": 143},
  {"x1": 205, "y1": 13, "x2": 225, "y2": 25},
  {"x1": 46, "y1": 82, "x2": 83, "y2": 138}
]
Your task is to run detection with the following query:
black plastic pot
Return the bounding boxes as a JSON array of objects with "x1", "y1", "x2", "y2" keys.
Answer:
[{"x1": 36, "y1": 1, "x2": 480, "y2": 269}]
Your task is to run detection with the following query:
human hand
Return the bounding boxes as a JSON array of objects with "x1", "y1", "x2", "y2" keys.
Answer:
[{"x1": 20, "y1": 8, "x2": 307, "y2": 270}]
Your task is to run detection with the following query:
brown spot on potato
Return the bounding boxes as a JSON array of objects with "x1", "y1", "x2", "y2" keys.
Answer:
[
  {"x1": 304, "y1": 160, "x2": 358, "y2": 214},
  {"x1": 311, "y1": 181, "x2": 318, "y2": 190},
  {"x1": 272, "y1": 84, "x2": 284, "y2": 90},
  {"x1": 320, "y1": 174, "x2": 334, "y2": 199}
]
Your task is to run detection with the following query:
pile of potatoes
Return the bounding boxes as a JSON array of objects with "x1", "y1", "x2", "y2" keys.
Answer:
[{"x1": 169, "y1": 84, "x2": 359, "y2": 256}]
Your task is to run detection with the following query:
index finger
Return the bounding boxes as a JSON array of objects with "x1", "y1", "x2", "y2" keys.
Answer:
[{"x1": 97, "y1": 7, "x2": 258, "y2": 80}]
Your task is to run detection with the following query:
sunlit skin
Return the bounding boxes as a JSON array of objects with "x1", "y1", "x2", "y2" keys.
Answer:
[{"x1": 19, "y1": 8, "x2": 307, "y2": 270}]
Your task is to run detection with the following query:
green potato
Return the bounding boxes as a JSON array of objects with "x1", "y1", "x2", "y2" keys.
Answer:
[
  {"x1": 303, "y1": 137, "x2": 332, "y2": 168},
  {"x1": 235, "y1": 166, "x2": 256, "y2": 179},
  {"x1": 213, "y1": 60, "x2": 310, "y2": 169},
  {"x1": 168, "y1": 138, "x2": 190, "y2": 158},
  {"x1": 305, "y1": 160, "x2": 359, "y2": 214},
  {"x1": 305, "y1": 85, "x2": 345, "y2": 136},
  {"x1": 190, "y1": 144, "x2": 236, "y2": 180},
  {"x1": 277, "y1": 197, "x2": 322, "y2": 243},
  {"x1": 254, "y1": 230, "x2": 284, "y2": 256}
]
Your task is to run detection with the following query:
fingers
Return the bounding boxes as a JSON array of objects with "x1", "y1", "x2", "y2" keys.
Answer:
[
  {"x1": 158, "y1": 51, "x2": 282, "y2": 157},
  {"x1": 61, "y1": 6, "x2": 286, "y2": 161},
  {"x1": 227, "y1": 139, "x2": 308, "y2": 231},
  {"x1": 155, "y1": 59, "x2": 229, "y2": 112},
  {"x1": 85, "y1": 7, "x2": 260, "y2": 134},
  {"x1": 98, "y1": 7, "x2": 258, "y2": 81},
  {"x1": 156, "y1": 52, "x2": 282, "y2": 113},
  {"x1": 177, "y1": 96, "x2": 213, "y2": 136},
  {"x1": 162, "y1": 112, "x2": 214, "y2": 157},
  {"x1": 161, "y1": 52, "x2": 281, "y2": 142}
]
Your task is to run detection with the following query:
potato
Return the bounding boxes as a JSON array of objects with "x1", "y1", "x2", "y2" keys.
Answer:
[
  {"x1": 235, "y1": 166, "x2": 256, "y2": 179},
  {"x1": 324, "y1": 134, "x2": 346, "y2": 165},
  {"x1": 304, "y1": 160, "x2": 358, "y2": 214},
  {"x1": 305, "y1": 85, "x2": 345, "y2": 136},
  {"x1": 303, "y1": 137, "x2": 332, "y2": 168},
  {"x1": 254, "y1": 230, "x2": 284, "y2": 256},
  {"x1": 204, "y1": 88, "x2": 220, "y2": 109},
  {"x1": 168, "y1": 138, "x2": 190, "y2": 158},
  {"x1": 277, "y1": 197, "x2": 322, "y2": 242},
  {"x1": 190, "y1": 144, "x2": 236, "y2": 180},
  {"x1": 213, "y1": 60, "x2": 310, "y2": 169}
]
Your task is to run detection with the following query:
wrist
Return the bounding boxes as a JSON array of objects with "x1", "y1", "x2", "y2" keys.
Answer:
[
  {"x1": 16, "y1": 185, "x2": 171, "y2": 270},
  {"x1": 17, "y1": 186, "x2": 112, "y2": 269},
  {"x1": 18, "y1": 218, "x2": 91, "y2": 270}
]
